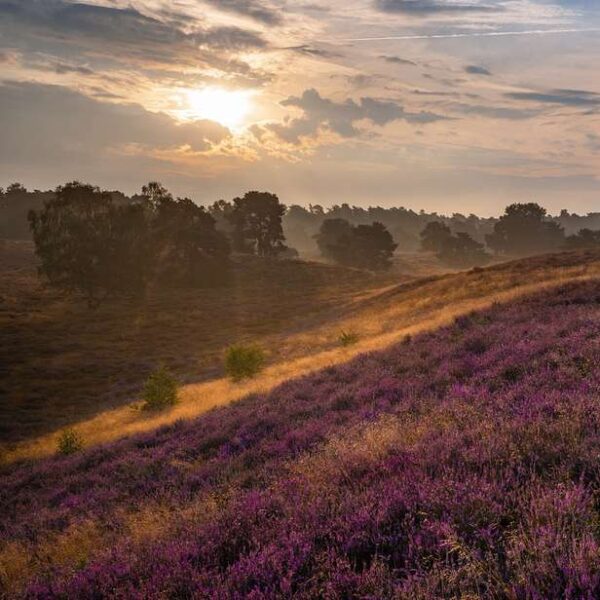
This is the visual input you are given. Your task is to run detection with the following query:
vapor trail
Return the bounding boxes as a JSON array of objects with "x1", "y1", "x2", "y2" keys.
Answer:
[{"x1": 343, "y1": 28, "x2": 600, "y2": 42}]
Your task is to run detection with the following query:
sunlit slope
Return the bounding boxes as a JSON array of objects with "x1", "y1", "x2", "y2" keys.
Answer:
[
  {"x1": 4, "y1": 249, "x2": 600, "y2": 465},
  {"x1": 2, "y1": 279, "x2": 599, "y2": 597}
]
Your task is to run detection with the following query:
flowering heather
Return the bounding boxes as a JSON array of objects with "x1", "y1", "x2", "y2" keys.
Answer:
[{"x1": 1, "y1": 280, "x2": 600, "y2": 598}]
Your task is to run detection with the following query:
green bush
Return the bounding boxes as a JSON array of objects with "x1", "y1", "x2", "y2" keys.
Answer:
[
  {"x1": 142, "y1": 365, "x2": 178, "y2": 411},
  {"x1": 339, "y1": 330, "x2": 359, "y2": 347},
  {"x1": 57, "y1": 429, "x2": 84, "y2": 455},
  {"x1": 225, "y1": 344, "x2": 265, "y2": 381}
]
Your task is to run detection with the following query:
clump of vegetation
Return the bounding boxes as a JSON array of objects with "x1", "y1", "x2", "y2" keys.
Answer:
[
  {"x1": 142, "y1": 365, "x2": 178, "y2": 411},
  {"x1": 338, "y1": 330, "x2": 359, "y2": 347},
  {"x1": 225, "y1": 344, "x2": 265, "y2": 381},
  {"x1": 57, "y1": 429, "x2": 84, "y2": 455}
]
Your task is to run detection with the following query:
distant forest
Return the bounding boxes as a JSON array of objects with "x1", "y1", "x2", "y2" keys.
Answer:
[{"x1": 2, "y1": 182, "x2": 599, "y2": 256}]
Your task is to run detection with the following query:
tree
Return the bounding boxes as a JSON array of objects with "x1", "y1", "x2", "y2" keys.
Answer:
[
  {"x1": 486, "y1": 203, "x2": 564, "y2": 256},
  {"x1": 350, "y1": 222, "x2": 398, "y2": 270},
  {"x1": 314, "y1": 218, "x2": 354, "y2": 263},
  {"x1": 315, "y1": 219, "x2": 397, "y2": 270},
  {"x1": 153, "y1": 196, "x2": 230, "y2": 285},
  {"x1": 438, "y1": 232, "x2": 491, "y2": 268},
  {"x1": 29, "y1": 182, "x2": 151, "y2": 305},
  {"x1": 564, "y1": 229, "x2": 600, "y2": 249},
  {"x1": 141, "y1": 181, "x2": 172, "y2": 210},
  {"x1": 420, "y1": 221, "x2": 452, "y2": 253},
  {"x1": 228, "y1": 191, "x2": 287, "y2": 257}
]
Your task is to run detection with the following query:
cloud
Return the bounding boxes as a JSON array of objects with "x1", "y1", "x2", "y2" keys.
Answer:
[
  {"x1": 203, "y1": 0, "x2": 282, "y2": 25},
  {"x1": 0, "y1": 0, "x2": 266, "y2": 72},
  {"x1": 465, "y1": 65, "x2": 492, "y2": 75},
  {"x1": 374, "y1": 0, "x2": 500, "y2": 16},
  {"x1": 285, "y1": 45, "x2": 341, "y2": 58},
  {"x1": 381, "y1": 55, "x2": 418, "y2": 66},
  {"x1": 447, "y1": 102, "x2": 540, "y2": 119},
  {"x1": 506, "y1": 88, "x2": 600, "y2": 107},
  {"x1": 0, "y1": 81, "x2": 230, "y2": 167},
  {"x1": 266, "y1": 88, "x2": 447, "y2": 143}
]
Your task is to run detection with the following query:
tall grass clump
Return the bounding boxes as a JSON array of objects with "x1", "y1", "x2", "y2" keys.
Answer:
[
  {"x1": 225, "y1": 344, "x2": 265, "y2": 381},
  {"x1": 57, "y1": 429, "x2": 84, "y2": 455},
  {"x1": 142, "y1": 365, "x2": 178, "y2": 411},
  {"x1": 339, "y1": 330, "x2": 359, "y2": 347}
]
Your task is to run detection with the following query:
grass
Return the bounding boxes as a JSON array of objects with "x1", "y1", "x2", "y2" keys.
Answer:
[
  {"x1": 0, "y1": 243, "x2": 393, "y2": 450},
  {"x1": 2, "y1": 247, "x2": 600, "y2": 465},
  {"x1": 1, "y1": 280, "x2": 599, "y2": 597}
]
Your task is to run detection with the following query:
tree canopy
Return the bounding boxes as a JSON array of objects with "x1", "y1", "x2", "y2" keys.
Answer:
[
  {"x1": 486, "y1": 203, "x2": 565, "y2": 256},
  {"x1": 315, "y1": 218, "x2": 397, "y2": 270}
]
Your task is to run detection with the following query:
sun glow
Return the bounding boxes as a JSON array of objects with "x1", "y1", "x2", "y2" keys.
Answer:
[{"x1": 184, "y1": 87, "x2": 253, "y2": 129}]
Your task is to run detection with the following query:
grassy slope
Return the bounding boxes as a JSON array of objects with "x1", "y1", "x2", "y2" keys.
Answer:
[
  {"x1": 1, "y1": 279, "x2": 599, "y2": 597},
  {"x1": 0, "y1": 242, "x2": 395, "y2": 447},
  {"x1": 3, "y1": 246, "x2": 600, "y2": 464}
]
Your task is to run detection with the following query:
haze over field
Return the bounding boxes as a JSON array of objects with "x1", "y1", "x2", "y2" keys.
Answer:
[{"x1": 1, "y1": 0, "x2": 599, "y2": 213}]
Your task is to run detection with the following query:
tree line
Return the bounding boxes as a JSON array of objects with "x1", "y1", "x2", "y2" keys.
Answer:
[
  {"x1": 26, "y1": 181, "x2": 399, "y2": 304},
  {"x1": 5, "y1": 180, "x2": 600, "y2": 305}
]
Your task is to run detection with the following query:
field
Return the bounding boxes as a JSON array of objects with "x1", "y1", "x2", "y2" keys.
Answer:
[
  {"x1": 3, "y1": 242, "x2": 600, "y2": 464},
  {"x1": 1, "y1": 278, "x2": 599, "y2": 597},
  {"x1": 0, "y1": 241, "x2": 397, "y2": 448}
]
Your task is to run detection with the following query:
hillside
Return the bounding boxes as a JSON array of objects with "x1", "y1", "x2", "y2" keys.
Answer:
[
  {"x1": 3, "y1": 247, "x2": 600, "y2": 464},
  {"x1": 0, "y1": 241, "x2": 397, "y2": 447},
  {"x1": 1, "y1": 279, "x2": 599, "y2": 597}
]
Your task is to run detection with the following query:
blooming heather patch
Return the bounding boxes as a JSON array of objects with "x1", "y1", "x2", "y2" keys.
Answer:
[{"x1": 1, "y1": 280, "x2": 600, "y2": 598}]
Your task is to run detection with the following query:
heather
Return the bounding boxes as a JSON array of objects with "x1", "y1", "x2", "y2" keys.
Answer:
[{"x1": 1, "y1": 280, "x2": 600, "y2": 598}]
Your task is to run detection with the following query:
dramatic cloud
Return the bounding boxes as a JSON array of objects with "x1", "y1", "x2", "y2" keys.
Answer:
[
  {"x1": 267, "y1": 89, "x2": 447, "y2": 143},
  {"x1": 0, "y1": 0, "x2": 266, "y2": 70},
  {"x1": 0, "y1": 81, "x2": 229, "y2": 165}
]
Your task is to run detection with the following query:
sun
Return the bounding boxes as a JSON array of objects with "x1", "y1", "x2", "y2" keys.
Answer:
[{"x1": 184, "y1": 87, "x2": 253, "y2": 129}]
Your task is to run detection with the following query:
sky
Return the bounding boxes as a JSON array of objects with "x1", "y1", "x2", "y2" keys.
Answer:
[{"x1": 0, "y1": 0, "x2": 599, "y2": 215}]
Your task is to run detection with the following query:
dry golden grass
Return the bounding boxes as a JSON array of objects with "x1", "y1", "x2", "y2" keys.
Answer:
[
  {"x1": 3, "y1": 247, "x2": 600, "y2": 465},
  {"x1": 0, "y1": 242, "x2": 396, "y2": 448}
]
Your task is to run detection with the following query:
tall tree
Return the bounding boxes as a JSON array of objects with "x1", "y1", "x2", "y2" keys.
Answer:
[
  {"x1": 28, "y1": 182, "x2": 151, "y2": 305},
  {"x1": 314, "y1": 218, "x2": 354, "y2": 263},
  {"x1": 154, "y1": 196, "x2": 230, "y2": 285},
  {"x1": 420, "y1": 221, "x2": 452, "y2": 253},
  {"x1": 228, "y1": 191, "x2": 287, "y2": 257},
  {"x1": 315, "y1": 219, "x2": 397, "y2": 270},
  {"x1": 486, "y1": 203, "x2": 564, "y2": 256}
]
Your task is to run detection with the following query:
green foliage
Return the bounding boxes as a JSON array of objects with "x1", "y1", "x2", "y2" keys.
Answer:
[
  {"x1": 27, "y1": 181, "x2": 231, "y2": 305},
  {"x1": 57, "y1": 429, "x2": 84, "y2": 455},
  {"x1": 227, "y1": 191, "x2": 287, "y2": 257},
  {"x1": 315, "y1": 219, "x2": 397, "y2": 270},
  {"x1": 338, "y1": 330, "x2": 359, "y2": 347},
  {"x1": 486, "y1": 203, "x2": 565, "y2": 256},
  {"x1": 28, "y1": 182, "x2": 152, "y2": 305},
  {"x1": 142, "y1": 366, "x2": 178, "y2": 411},
  {"x1": 421, "y1": 221, "x2": 490, "y2": 268},
  {"x1": 225, "y1": 344, "x2": 265, "y2": 381}
]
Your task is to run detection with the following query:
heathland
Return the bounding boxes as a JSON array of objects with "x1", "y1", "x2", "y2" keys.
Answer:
[{"x1": 1, "y1": 277, "x2": 599, "y2": 597}]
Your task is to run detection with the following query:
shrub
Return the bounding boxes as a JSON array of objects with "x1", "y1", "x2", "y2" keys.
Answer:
[
  {"x1": 57, "y1": 429, "x2": 84, "y2": 455},
  {"x1": 338, "y1": 330, "x2": 359, "y2": 347},
  {"x1": 225, "y1": 345, "x2": 265, "y2": 381},
  {"x1": 142, "y1": 365, "x2": 178, "y2": 411}
]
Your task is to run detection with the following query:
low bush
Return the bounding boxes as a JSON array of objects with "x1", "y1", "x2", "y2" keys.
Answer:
[
  {"x1": 339, "y1": 330, "x2": 359, "y2": 347},
  {"x1": 225, "y1": 345, "x2": 265, "y2": 381},
  {"x1": 142, "y1": 366, "x2": 178, "y2": 411},
  {"x1": 57, "y1": 429, "x2": 84, "y2": 455}
]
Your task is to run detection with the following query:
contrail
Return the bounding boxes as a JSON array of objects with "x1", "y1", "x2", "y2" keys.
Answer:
[{"x1": 343, "y1": 28, "x2": 600, "y2": 42}]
